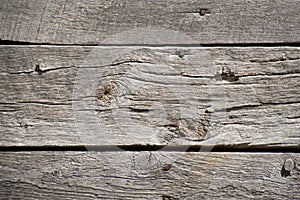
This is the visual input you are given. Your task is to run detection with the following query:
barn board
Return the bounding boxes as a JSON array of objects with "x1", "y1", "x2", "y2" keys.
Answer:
[
  {"x1": 0, "y1": 46, "x2": 299, "y2": 147},
  {"x1": 0, "y1": 0, "x2": 299, "y2": 44},
  {"x1": 0, "y1": 152, "x2": 300, "y2": 199}
]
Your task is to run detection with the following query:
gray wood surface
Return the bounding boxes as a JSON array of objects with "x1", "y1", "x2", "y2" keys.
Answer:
[
  {"x1": 1, "y1": 0, "x2": 299, "y2": 44},
  {"x1": 1, "y1": 1, "x2": 299, "y2": 199},
  {"x1": 1, "y1": 152, "x2": 300, "y2": 199},
  {"x1": 1, "y1": 46, "x2": 299, "y2": 147}
]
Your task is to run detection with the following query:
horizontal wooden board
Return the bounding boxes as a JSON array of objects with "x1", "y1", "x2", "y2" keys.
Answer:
[
  {"x1": 0, "y1": 0, "x2": 299, "y2": 44},
  {"x1": 0, "y1": 152, "x2": 300, "y2": 199},
  {"x1": 0, "y1": 46, "x2": 299, "y2": 147}
]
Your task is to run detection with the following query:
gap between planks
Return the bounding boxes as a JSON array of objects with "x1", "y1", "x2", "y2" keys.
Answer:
[
  {"x1": 0, "y1": 145, "x2": 300, "y2": 153},
  {"x1": 1, "y1": 40, "x2": 300, "y2": 47}
]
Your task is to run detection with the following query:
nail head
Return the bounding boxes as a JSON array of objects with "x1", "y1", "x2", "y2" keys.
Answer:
[
  {"x1": 199, "y1": 9, "x2": 206, "y2": 16},
  {"x1": 163, "y1": 164, "x2": 172, "y2": 171},
  {"x1": 284, "y1": 159, "x2": 294, "y2": 172}
]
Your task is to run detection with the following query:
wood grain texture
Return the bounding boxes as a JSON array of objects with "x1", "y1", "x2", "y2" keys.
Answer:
[
  {"x1": 0, "y1": 46, "x2": 299, "y2": 147},
  {"x1": 0, "y1": 152, "x2": 300, "y2": 199},
  {"x1": 0, "y1": 0, "x2": 299, "y2": 44}
]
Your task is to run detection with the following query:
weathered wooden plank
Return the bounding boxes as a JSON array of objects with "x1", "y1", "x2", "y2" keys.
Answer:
[
  {"x1": 0, "y1": 46, "x2": 299, "y2": 147},
  {"x1": 0, "y1": 152, "x2": 299, "y2": 199},
  {"x1": 0, "y1": 0, "x2": 299, "y2": 44}
]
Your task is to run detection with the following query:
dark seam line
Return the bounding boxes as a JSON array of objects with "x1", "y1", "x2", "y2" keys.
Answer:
[
  {"x1": 0, "y1": 145, "x2": 299, "y2": 153},
  {"x1": 0, "y1": 40, "x2": 300, "y2": 47}
]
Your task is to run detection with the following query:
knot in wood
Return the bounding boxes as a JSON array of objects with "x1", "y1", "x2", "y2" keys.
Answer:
[
  {"x1": 96, "y1": 83, "x2": 116, "y2": 103},
  {"x1": 215, "y1": 67, "x2": 239, "y2": 82}
]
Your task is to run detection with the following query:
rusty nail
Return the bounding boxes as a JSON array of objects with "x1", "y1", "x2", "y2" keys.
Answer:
[
  {"x1": 177, "y1": 51, "x2": 185, "y2": 58},
  {"x1": 162, "y1": 164, "x2": 172, "y2": 171},
  {"x1": 284, "y1": 158, "x2": 294, "y2": 172},
  {"x1": 199, "y1": 9, "x2": 207, "y2": 16}
]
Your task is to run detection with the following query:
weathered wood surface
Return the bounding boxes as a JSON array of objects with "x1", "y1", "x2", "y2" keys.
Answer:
[
  {"x1": 0, "y1": 152, "x2": 299, "y2": 199},
  {"x1": 1, "y1": 46, "x2": 299, "y2": 147},
  {"x1": 1, "y1": 0, "x2": 299, "y2": 44}
]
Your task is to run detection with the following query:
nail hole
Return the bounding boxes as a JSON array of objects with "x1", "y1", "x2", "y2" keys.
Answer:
[
  {"x1": 205, "y1": 108, "x2": 214, "y2": 113},
  {"x1": 34, "y1": 64, "x2": 43, "y2": 75},
  {"x1": 34, "y1": 65, "x2": 40, "y2": 72},
  {"x1": 19, "y1": 121, "x2": 33, "y2": 129},
  {"x1": 281, "y1": 165, "x2": 291, "y2": 177},
  {"x1": 176, "y1": 50, "x2": 185, "y2": 58},
  {"x1": 162, "y1": 195, "x2": 171, "y2": 200},
  {"x1": 51, "y1": 170, "x2": 60, "y2": 176},
  {"x1": 162, "y1": 164, "x2": 172, "y2": 171}
]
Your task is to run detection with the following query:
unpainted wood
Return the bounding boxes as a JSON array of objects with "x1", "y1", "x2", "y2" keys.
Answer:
[
  {"x1": 0, "y1": 46, "x2": 299, "y2": 147},
  {"x1": 0, "y1": 0, "x2": 299, "y2": 44},
  {"x1": 0, "y1": 152, "x2": 300, "y2": 199}
]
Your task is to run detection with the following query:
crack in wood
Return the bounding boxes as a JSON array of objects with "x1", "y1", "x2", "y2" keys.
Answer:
[
  {"x1": 238, "y1": 71, "x2": 300, "y2": 78},
  {"x1": 216, "y1": 101, "x2": 300, "y2": 113},
  {"x1": 9, "y1": 65, "x2": 76, "y2": 75},
  {"x1": 111, "y1": 60, "x2": 153, "y2": 66},
  {"x1": 129, "y1": 107, "x2": 151, "y2": 113},
  {"x1": 250, "y1": 56, "x2": 300, "y2": 63},
  {"x1": 287, "y1": 116, "x2": 300, "y2": 119},
  {"x1": 16, "y1": 101, "x2": 71, "y2": 106}
]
